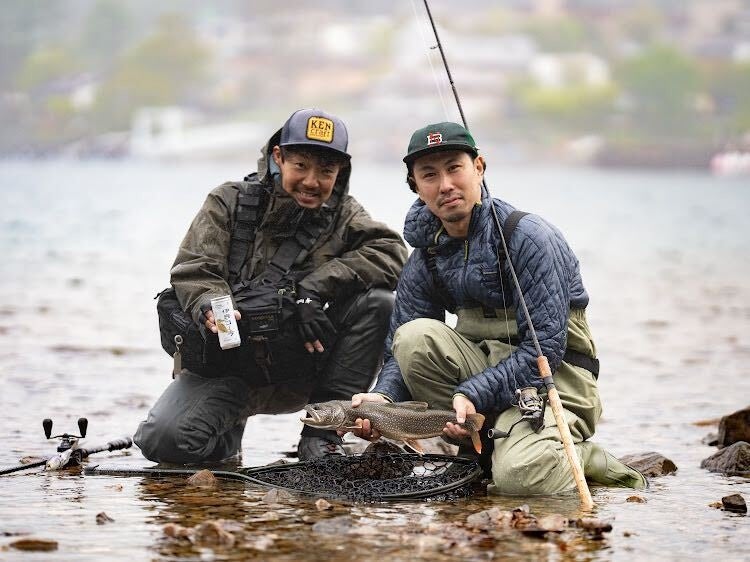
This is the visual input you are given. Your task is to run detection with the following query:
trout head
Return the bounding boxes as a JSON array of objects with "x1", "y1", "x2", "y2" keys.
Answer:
[{"x1": 300, "y1": 401, "x2": 350, "y2": 430}]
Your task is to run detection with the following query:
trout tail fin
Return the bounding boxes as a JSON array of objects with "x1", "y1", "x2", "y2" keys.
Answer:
[{"x1": 466, "y1": 413, "x2": 486, "y2": 454}]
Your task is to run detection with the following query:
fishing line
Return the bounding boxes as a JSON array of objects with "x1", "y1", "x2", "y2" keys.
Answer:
[
  {"x1": 409, "y1": 0, "x2": 452, "y2": 120},
  {"x1": 418, "y1": 0, "x2": 594, "y2": 510}
]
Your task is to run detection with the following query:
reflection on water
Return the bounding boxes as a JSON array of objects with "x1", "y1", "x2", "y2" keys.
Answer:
[{"x1": 0, "y1": 160, "x2": 748, "y2": 560}]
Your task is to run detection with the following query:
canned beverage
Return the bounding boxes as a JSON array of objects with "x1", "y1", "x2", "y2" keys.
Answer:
[{"x1": 210, "y1": 295, "x2": 241, "y2": 350}]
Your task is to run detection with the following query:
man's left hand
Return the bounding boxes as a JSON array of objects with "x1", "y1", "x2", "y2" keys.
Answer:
[
  {"x1": 444, "y1": 394, "x2": 476, "y2": 441},
  {"x1": 295, "y1": 289, "x2": 336, "y2": 353}
]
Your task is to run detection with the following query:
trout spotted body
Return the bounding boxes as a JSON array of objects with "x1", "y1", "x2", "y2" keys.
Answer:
[{"x1": 301, "y1": 400, "x2": 485, "y2": 453}]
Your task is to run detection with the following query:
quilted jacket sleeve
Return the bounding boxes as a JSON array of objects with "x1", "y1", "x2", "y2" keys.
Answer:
[
  {"x1": 372, "y1": 250, "x2": 445, "y2": 402},
  {"x1": 455, "y1": 215, "x2": 571, "y2": 413},
  {"x1": 170, "y1": 183, "x2": 237, "y2": 325}
]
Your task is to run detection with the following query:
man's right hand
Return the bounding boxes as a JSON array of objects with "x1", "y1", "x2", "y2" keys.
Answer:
[
  {"x1": 203, "y1": 309, "x2": 241, "y2": 333},
  {"x1": 338, "y1": 393, "x2": 389, "y2": 441}
]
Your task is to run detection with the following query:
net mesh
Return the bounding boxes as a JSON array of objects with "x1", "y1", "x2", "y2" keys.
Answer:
[{"x1": 240, "y1": 453, "x2": 483, "y2": 502}]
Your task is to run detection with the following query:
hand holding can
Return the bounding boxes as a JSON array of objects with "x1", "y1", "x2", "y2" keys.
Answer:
[{"x1": 210, "y1": 295, "x2": 241, "y2": 349}]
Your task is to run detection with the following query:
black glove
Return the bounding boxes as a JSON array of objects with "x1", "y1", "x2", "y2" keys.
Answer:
[{"x1": 295, "y1": 289, "x2": 336, "y2": 346}]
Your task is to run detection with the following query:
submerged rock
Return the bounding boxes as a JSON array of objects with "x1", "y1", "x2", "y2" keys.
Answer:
[
  {"x1": 465, "y1": 507, "x2": 513, "y2": 530},
  {"x1": 619, "y1": 452, "x2": 677, "y2": 477},
  {"x1": 95, "y1": 512, "x2": 115, "y2": 525},
  {"x1": 192, "y1": 520, "x2": 235, "y2": 547},
  {"x1": 262, "y1": 488, "x2": 294, "y2": 504},
  {"x1": 700, "y1": 441, "x2": 750, "y2": 475},
  {"x1": 314, "y1": 498, "x2": 332, "y2": 511},
  {"x1": 187, "y1": 469, "x2": 217, "y2": 488},
  {"x1": 9, "y1": 538, "x2": 58, "y2": 551},
  {"x1": 717, "y1": 406, "x2": 750, "y2": 448},
  {"x1": 312, "y1": 516, "x2": 354, "y2": 535},
  {"x1": 721, "y1": 494, "x2": 747, "y2": 514}
]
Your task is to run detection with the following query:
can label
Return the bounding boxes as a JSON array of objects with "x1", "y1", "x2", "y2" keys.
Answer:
[{"x1": 210, "y1": 295, "x2": 241, "y2": 350}]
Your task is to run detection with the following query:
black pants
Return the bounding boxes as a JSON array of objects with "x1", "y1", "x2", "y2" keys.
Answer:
[{"x1": 134, "y1": 288, "x2": 394, "y2": 463}]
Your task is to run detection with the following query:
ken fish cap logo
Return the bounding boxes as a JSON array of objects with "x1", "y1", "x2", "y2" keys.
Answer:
[
  {"x1": 403, "y1": 122, "x2": 479, "y2": 164},
  {"x1": 280, "y1": 108, "x2": 350, "y2": 158}
]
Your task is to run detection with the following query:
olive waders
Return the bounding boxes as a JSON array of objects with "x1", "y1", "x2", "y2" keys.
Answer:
[{"x1": 391, "y1": 308, "x2": 647, "y2": 495}]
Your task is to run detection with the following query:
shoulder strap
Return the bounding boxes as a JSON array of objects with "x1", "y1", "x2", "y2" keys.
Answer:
[
  {"x1": 426, "y1": 246, "x2": 456, "y2": 313},
  {"x1": 499, "y1": 210, "x2": 528, "y2": 259},
  {"x1": 227, "y1": 174, "x2": 268, "y2": 285}
]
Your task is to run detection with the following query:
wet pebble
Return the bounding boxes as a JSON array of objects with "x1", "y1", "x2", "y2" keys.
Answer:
[
  {"x1": 520, "y1": 514, "x2": 568, "y2": 536},
  {"x1": 95, "y1": 512, "x2": 115, "y2": 525},
  {"x1": 575, "y1": 517, "x2": 613, "y2": 536},
  {"x1": 192, "y1": 520, "x2": 236, "y2": 547},
  {"x1": 9, "y1": 538, "x2": 58, "y2": 551},
  {"x1": 187, "y1": 469, "x2": 217, "y2": 488},
  {"x1": 163, "y1": 522, "x2": 191, "y2": 540},
  {"x1": 626, "y1": 495, "x2": 647, "y2": 503},
  {"x1": 315, "y1": 498, "x2": 332, "y2": 511},
  {"x1": 262, "y1": 488, "x2": 294, "y2": 504},
  {"x1": 465, "y1": 507, "x2": 513, "y2": 530},
  {"x1": 721, "y1": 494, "x2": 747, "y2": 514}
]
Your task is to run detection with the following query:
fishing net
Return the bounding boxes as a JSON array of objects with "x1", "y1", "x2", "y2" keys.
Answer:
[
  {"x1": 242, "y1": 453, "x2": 484, "y2": 502},
  {"x1": 86, "y1": 453, "x2": 484, "y2": 502}
]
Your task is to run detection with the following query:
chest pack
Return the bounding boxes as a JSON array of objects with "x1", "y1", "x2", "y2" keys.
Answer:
[
  {"x1": 156, "y1": 174, "x2": 337, "y2": 385},
  {"x1": 425, "y1": 210, "x2": 599, "y2": 378}
]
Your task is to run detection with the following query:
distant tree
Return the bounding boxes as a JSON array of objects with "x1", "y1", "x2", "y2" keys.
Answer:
[
  {"x1": 522, "y1": 16, "x2": 589, "y2": 52},
  {"x1": 514, "y1": 82, "x2": 617, "y2": 132},
  {"x1": 614, "y1": 45, "x2": 702, "y2": 137},
  {"x1": 706, "y1": 62, "x2": 750, "y2": 137},
  {"x1": 15, "y1": 46, "x2": 80, "y2": 92},
  {"x1": 90, "y1": 13, "x2": 212, "y2": 132},
  {"x1": 0, "y1": 1, "x2": 68, "y2": 90},
  {"x1": 78, "y1": 0, "x2": 136, "y2": 68}
]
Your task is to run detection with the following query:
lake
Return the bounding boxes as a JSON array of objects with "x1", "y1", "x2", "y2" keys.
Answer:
[{"x1": 0, "y1": 159, "x2": 748, "y2": 560}]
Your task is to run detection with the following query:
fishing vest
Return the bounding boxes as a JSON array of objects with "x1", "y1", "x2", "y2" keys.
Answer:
[
  {"x1": 157, "y1": 173, "x2": 337, "y2": 384},
  {"x1": 425, "y1": 210, "x2": 599, "y2": 378}
]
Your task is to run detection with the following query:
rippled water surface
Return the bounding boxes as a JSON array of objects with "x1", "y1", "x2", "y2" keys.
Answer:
[{"x1": 0, "y1": 160, "x2": 748, "y2": 561}]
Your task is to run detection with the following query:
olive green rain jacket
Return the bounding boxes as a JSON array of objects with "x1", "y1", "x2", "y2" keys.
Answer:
[{"x1": 170, "y1": 131, "x2": 408, "y2": 324}]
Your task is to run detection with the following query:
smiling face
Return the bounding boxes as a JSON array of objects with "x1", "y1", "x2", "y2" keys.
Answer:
[
  {"x1": 410, "y1": 150, "x2": 484, "y2": 238},
  {"x1": 272, "y1": 145, "x2": 345, "y2": 209}
]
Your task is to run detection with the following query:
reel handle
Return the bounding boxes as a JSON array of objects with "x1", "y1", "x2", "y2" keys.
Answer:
[
  {"x1": 43, "y1": 418, "x2": 53, "y2": 439},
  {"x1": 78, "y1": 417, "x2": 88, "y2": 438}
]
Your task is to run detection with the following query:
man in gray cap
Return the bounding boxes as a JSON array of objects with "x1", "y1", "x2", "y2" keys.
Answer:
[
  {"x1": 135, "y1": 109, "x2": 407, "y2": 463},
  {"x1": 348, "y1": 121, "x2": 647, "y2": 495}
]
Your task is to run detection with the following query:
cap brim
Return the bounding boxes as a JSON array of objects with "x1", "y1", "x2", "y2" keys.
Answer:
[
  {"x1": 403, "y1": 143, "x2": 478, "y2": 164},
  {"x1": 280, "y1": 140, "x2": 350, "y2": 158}
]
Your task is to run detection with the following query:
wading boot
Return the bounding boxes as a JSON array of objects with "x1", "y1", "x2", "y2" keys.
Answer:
[
  {"x1": 297, "y1": 428, "x2": 346, "y2": 461},
  {"x1": 582, "y1": 442, "x2": 649, "y2": 489}
]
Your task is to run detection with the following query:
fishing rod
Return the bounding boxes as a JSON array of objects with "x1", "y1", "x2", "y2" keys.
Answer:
[
  {"x1": 420, "y1": 0, "x2": 594, "y2": 511},
  {"x1": 0, "y1": 417, "x2": 132, "y2": 476}
]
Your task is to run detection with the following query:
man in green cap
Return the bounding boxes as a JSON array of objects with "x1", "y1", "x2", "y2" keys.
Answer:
[
  {"x1": 348, "y1": 122, "x2": 647, "y2": 495},
  {"x1": 135, "y1": 109, "x2": 407, "y2": 463}
]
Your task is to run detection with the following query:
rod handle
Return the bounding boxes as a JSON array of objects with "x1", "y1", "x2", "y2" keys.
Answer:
[
  {"x1": 536, "y1": 356, "x2": 594, "y2": 511},
  {"x1": 106, "y1": 437, "x2": 133, "y2": 452}
]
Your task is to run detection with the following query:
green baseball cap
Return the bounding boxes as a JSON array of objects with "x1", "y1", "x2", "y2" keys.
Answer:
[{"x1": 403, "y1": 122, "x2": 479, "y2": 164}]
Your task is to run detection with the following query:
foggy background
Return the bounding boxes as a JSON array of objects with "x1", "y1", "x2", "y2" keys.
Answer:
[{"x1": 2, "y1": 0, "x2": 749, "y2": 170}]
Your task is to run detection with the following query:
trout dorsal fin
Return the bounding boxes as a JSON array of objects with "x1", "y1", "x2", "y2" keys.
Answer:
[{"x1": 382, "y1": 401, "x2": 429, "y2": 411}]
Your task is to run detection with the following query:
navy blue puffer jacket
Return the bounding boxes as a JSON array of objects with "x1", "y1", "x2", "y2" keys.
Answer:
[{"x1": 372, "y1": 187, "x2": 589, "y2": 413}]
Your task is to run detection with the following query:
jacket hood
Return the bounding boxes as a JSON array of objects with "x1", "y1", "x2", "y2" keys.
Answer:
[
  {"x1": 256, "y1": 127, "x2": 352, "y2": 209},
  {"x1": 403, "y1": 184, "x2": 491, "y2": 248}
]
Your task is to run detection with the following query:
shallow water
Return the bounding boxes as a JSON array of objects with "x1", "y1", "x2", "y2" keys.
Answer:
[{"x1": 0, "y1": 160, "x2": 748, "y2": 560}]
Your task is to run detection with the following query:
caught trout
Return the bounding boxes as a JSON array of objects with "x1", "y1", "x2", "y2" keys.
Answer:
[{"x1": 301, "y1": 400, "x2": 485, "y2": 454}]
